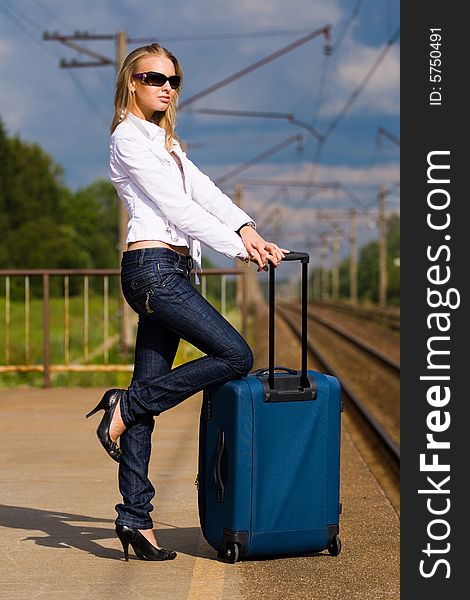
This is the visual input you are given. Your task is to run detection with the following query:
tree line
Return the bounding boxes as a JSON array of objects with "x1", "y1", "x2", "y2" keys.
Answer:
[{"x1": 0, "y1": 116, "x2": 118, "y2": 271}]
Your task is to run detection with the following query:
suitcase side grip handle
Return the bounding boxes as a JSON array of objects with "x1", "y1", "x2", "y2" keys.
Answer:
[{"x1": 213, "y1": 430, "x2": 225, "y2": 504}]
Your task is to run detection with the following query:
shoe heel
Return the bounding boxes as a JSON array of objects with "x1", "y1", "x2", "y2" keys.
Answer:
[
  {"x1": 85, "y1": 404, "x2": 100, "y2": 419},
  {"x1": 85, "y1": 396, "x2": 106, "y2": 419},
  {"x1": 120, "y1": 539, "x2": 129, "y2": 561},
  {"x1": 116, "y1": 526, "x2": 131, "y2": 561}
]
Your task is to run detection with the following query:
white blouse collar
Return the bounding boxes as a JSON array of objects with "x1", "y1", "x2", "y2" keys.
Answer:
[
  {"x1": 126, "y1": 111, "x2": 165, "y2": 141},
  {"x1": 125, "y1": 111, "x2": 180, "y2": 150}
]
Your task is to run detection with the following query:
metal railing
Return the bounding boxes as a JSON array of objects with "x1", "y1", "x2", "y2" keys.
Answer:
[{"x1": 0, "y1": 268, "x2": 247, "y2": 387}]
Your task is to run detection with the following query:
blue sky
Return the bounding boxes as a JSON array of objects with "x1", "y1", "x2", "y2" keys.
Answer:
[{"x1": 0, "y1": 0, "x2": 399, "y2": 266}]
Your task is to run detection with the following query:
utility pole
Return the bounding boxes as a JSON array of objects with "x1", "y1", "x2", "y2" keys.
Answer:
[
  {"x1": 330, "y1": 230, "x2": 340, "y2": 301},
  {"x1": 378, "y1": 186, "x2": 388, "y2": 307},
  {"x1": 320, "y1": 233, "x2": 329, "y2": 301},
  {"x1": 44, "y1": 30, "x2": 135, "y2": 353},
  {"x1": 317, "y1": 209, "x2": 360, "y2": 305},
  {"x1": 114, "y1": 32, "x2": 134, "y2": 354},
  {"x1": 235, "y1": 184, "x2": 245, "y2": 308},
  {"x1": 115, "y1": 32, "x2": 128, "y2": 258},
  {"x1": 313, "y1": 250, "x2": 322, "y2": 301},
  {"x1": 349, "y1": 208, "x2": 358, "y2": 305},
  {"x1": 233, "y1": 185, "x2": 262, "y2": 314},
  {"x1": 44, "y1": 31, "x2": 129, "y2": 260}
]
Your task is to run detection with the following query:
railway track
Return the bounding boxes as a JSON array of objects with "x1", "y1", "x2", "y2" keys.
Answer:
[
  {"x1": 304, "y1": 307, "x2": 400, "y2": 373},
  {"x1": 277, "y1": 302, "x2": 400, "y2": 509},
  {"x1": 312, "y1": 299, "x2": 400, "y2": 331}
]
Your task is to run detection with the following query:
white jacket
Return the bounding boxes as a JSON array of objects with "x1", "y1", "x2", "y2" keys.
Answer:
[{"x1": 109, "y1": 112, "x2": 253, "y2": 267}]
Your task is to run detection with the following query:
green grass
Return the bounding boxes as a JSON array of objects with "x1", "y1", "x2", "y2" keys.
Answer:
[{"x1": 0, "y1": 288, "x2": 248, "y2": 388}]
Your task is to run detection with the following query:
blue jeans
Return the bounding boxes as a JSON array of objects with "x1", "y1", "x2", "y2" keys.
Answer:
[{"x1": 115, "y1": 247, "x2": 253, "y2": 528}]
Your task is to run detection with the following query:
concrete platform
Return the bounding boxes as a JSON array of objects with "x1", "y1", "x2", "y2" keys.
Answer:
[{"x1": 0, "y1": 386, "x2": 399, "y2": 600}]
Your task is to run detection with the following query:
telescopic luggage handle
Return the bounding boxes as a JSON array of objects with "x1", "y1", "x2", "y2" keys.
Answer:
[{"x1": 267, "y1": 251, "x2": 312, "y2": 394}]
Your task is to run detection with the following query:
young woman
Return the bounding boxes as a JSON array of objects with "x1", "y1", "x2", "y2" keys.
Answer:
[{"x1": 86, "y1": 43, "x2": 288, "y2": 562}]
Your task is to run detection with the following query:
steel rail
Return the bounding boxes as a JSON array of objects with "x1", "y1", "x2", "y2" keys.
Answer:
[
  {"x1": 312, "y1": 300, "x2": 400, "y2": 331},
  {"x1": 280, "y1": 303, "x2": 400, "y2": 373},
  {"x1": 277, "y1": 305, "x2": 400, "y2": 468}
]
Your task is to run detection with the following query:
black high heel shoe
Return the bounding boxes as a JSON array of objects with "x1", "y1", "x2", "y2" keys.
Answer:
[
  {"x1": 85, "y1": 389, "x2": 125, "y2": 463},
  {"x1": 115, "y1": 525, "x2": 177, "y2": 561}
]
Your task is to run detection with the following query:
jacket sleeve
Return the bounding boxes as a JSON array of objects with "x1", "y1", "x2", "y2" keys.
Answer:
[
  {"x1": 112, "y1": 136, "x2": 249, "y2": 260},
  {"x1": 180, "y1": 152, "x2": 255, "y2": 232}
]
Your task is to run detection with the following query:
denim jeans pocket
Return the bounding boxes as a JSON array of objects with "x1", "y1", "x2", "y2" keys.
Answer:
[
  {"x1": 156, "y1": 262, "x2": 186, "y2": 289},
  {"x1": 122, "y1": 265, "x2": 158, "y2": 301},
  {"x1": 122, "y1": 260, "x2": 188, "y2": 310}
]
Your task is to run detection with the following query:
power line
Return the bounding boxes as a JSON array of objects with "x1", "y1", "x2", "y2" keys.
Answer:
[
  {"x1": 186, "y1": 108, "x2": 323, "y2": 141},
  {"x1": 332, "y1": 0, "x2": 366, "y2": 53},
  {"x1": 0, "y1": 4, "x2": 108, "y2": 129},
  {"x1": 303, "y1": 26, "x2": 400, "y2": 194},
  {"x1": 129, "y1": 29, "x2": 315, "y2": 44},
  {"x1": 309, "y1": 0, "x2": 365, "y2": 128},
  {"x1": 0, "y1": 0, "x2": 43, "y2": 31},
  {"x1": 215, "y1": 134, "x2": 303, "y2": 186},
  {"x1": 236, "y1": 179, "x2": 340, "y2": 188},
  {"x1": 179, "y1": 26, "x2": 331, "y2": 109},
  {"x1": 0, "y1": 0, "x2": 57, "y2": 58},
  {"x1": 185, "y1": 133, "x2": 288, "y2": 150},
  {"x1": 65, "y1": 70, "x2": 109, "y2": 126},
  {"x1": 309, "y1": 50, "x2": 332, "y2": 127},
  {"x1": 31, "y1": 0, "x2": 75, "y2": 32},
  {"x1": 322, "y1": 27, "x2": 400, "y2": 140},
  {"x1": 376, "y1": 126, "x2": 400, "y2": 147}
]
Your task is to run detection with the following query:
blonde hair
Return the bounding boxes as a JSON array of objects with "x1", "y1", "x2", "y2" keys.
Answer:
[{"x1": 111, "y1": 43, "x2": 183, "y2": 151}]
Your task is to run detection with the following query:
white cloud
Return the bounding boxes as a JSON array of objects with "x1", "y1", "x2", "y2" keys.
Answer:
[
  {"x1": 203, "y1": 158, "x2": 399, "y2": 188},
  {"x1": 178, "y1": 0, "x2": 342, "y2": 30},
  {"x1": 320, "y1": 41, "x2": 400, "y2": 117},
  {"x1": 0, "y1": 0, "x2": 399, "y2": 193}
]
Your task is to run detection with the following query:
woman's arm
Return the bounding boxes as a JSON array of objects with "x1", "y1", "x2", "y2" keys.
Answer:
[
  {"x1": 112, "y1": 136, "x2": 249, "y2": 260},
  {"x1": 237, "y1": 224, "x2": 288, "y2": 271},
  {"x1": 180, "y1": 152, "x2": 255, "y2": 232},
  {"x1": 179, "y1": 149, "x2": 289, "y2": 270}
]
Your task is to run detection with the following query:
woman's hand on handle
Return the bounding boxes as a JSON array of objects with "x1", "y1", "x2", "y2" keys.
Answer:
[{"x1": 240, "y1": 227, "x2": 290, "y2": 271}]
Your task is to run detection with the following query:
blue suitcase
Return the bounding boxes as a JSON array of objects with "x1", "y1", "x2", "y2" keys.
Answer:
[{"x1": 197, "y1": 252, "x2": 342, "y2": 562}]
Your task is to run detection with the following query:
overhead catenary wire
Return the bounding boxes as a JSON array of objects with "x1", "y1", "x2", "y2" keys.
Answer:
[
  {"x1": 0, "y1": 0, "x2": 109, "y2": 126},
  {"x1": 214, "y1": 134, "x2": 303, "y2": 186},
  {"x1": 65, "y1": 70, "x2": 109, "y2": 126},
  {"x1": 185, "y1": 133, "x2": 287, "y2": 150},
  {"x1": 376, "y1": 126, "x2": 400, "y2": 147},
  {"x1": 8, "y1": 7, "x2": 398, "y2": 240},
  {"x1": 179, "y1": 26, "x2": 331, "y2": 109},
  {"x1": 309, "y1": 49, "x2": 332, "y2": 128},
  {"x1": 308, "y1": 0, "x2": 366, "y2": 126},
  {"x1": 303, "y1": 26, "x2": 400, "y2": 200},
  {"x1": 31, "y1": 0, "x2": 75, "y2": 32},
  {"x1": 0, "y1": 0, "x2": 57, "y2": 58},
  {"x1": 0, "y1": 0, "x2": 44, "y2": 31},
  {"x1": 186, "y1": 108, "x2": 323, "y2": 141},
  {"x1": 322, "y1": 27, "x2": 400, "y2": 141},
  {"x1": 331, "y1": 0, "x2": 366, "y2": 54},
  {"x1": 128, "y1": 29, "x2": 315, "y2": 44},
  {"x1": 180, "y1": 5, "x2": 373, "y2": 204}
]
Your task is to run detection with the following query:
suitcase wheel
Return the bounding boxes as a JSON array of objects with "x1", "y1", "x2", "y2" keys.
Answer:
[
  {"x1": 327, "y1": 535, "x2": 341, "y2": 557},
  {"x1": 224, "y1": 542, "x2": 240, "y2": 564}
]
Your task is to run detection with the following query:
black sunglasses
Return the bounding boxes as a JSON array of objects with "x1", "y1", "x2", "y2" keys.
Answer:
[{"x1": 132, "y1": 71, "x2": 181, "y2": 89}]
